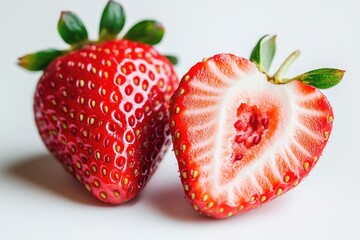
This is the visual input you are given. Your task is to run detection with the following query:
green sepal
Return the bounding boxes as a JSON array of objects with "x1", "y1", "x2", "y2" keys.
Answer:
[
  {"x1": 250, "y1": 35, "x2": 276, "y2": 73},
  {"x1": 164, "y1": 55, "x2": 178, "y2": 65},
  {"x1": 123, "y1": 20, "x2": 164, "y2": 45},
  {"x1": 58, "y1": 11, "x2": 88, "y2": 45},
  {"x1": 99, "y1": 0, "x2": 125, "y2": 41},
  {"x1": 17, "y1": 49, "x2": 64, "y2": 71},
  {"x1": 291, "y1": 68, "x2": 345, "y2": 89},
  {"x1": 250, "y1": 35, "x2": 266, "y2": 69}
]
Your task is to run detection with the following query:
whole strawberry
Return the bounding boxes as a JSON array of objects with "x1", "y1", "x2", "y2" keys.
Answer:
[
  {"x1": 18, "y1": 1, "x2": 179, "y2": 204},
  {"x1": 169, "y1": 35, "x2": 344, "y2": 218}
]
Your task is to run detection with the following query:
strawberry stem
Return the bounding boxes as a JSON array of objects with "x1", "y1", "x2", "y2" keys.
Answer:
[{"x1": 273, "y1": 50, "x2": 300, "y2": 84}]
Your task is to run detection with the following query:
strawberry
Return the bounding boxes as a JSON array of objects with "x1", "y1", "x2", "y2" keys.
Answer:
[
  {"x1": 18, "y1": 1, "x2": 179, "y2": 204},
  {"x1": 169, "y1": 35, "x2": 344, "y2": 218}
]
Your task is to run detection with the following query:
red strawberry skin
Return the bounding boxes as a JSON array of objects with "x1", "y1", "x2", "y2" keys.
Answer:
[
  {"x1": 169, "y1": 54, "x2": 333, "y2": 218},
  {"x1": 34, "y1": 39, "x2": 178, "y2": 204}
]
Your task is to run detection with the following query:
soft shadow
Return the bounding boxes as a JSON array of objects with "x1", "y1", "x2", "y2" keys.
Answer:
[
  {"x1": 145, "y1": 179, "x2": 291, "y2": 222},
  {"x1": 5, "y1": 153, "x2": 140, "y2": 207},
  {"x1": 145, "y1": 181, "x2": 211, "y2": 222}
]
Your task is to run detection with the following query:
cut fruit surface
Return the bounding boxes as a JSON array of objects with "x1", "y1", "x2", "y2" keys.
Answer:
[{"x1": 169, "y1": 53, "x2": 333, "y2": 218}]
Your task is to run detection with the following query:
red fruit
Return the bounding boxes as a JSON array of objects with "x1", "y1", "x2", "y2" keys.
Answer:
[
  {"x1": 169, "y1": 36, "x2": 344, "y2": 218},
  {"x1": 19, "y1": 1, "x2": 178, "y2": 204}
]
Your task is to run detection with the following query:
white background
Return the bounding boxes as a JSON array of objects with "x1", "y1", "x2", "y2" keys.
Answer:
[{"x1": 1, "y1": 0, "x2": 359, "y2": 239}]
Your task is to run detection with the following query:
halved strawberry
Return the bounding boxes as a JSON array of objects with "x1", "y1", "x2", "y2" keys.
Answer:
[{"x1": 169, "y1": 36, "x2": 344, "y2": 218}]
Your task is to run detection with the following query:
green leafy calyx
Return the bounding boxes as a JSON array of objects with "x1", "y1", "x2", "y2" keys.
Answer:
[
  {"x1": 124, "y1": 20, "x2": 164, "y2": 45},
  {"x1": 18, "y1": 49, "x2": 65, "y2": 71},
  {"x1": 250, "y1": 35, "x2": 344, "y2": 89},
  {"x1": 99, "y1": 0, "x2": 125, "y2": 42},
  {"x1": 250, "y1": 35, "x2": 276, "y2": 73},
  {"x1": 164, "y1": 55, "x2": 178, "y2": 65},
  {"x1": 291, "y1": 68, "x2": 344, "y2": 89},
  {"x1": 18, "y1": 0, "x2": 177, "y2": 71},
  {"x1": 58, "y1": 11, "x2": 88, "y2": 45}
]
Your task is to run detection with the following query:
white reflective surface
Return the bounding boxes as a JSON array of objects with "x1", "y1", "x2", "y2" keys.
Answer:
[{"x1": 1, "y1": 0, "x2": 359, "y2": 239}]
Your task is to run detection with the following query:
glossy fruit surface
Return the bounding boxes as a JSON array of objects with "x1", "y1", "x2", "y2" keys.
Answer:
[
  {"x1": 19, "y1": 1, "x2": 178, "y2": 203},
  {"x1": 35, "y1": 40, "x2": 177, "y2": 203}
]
